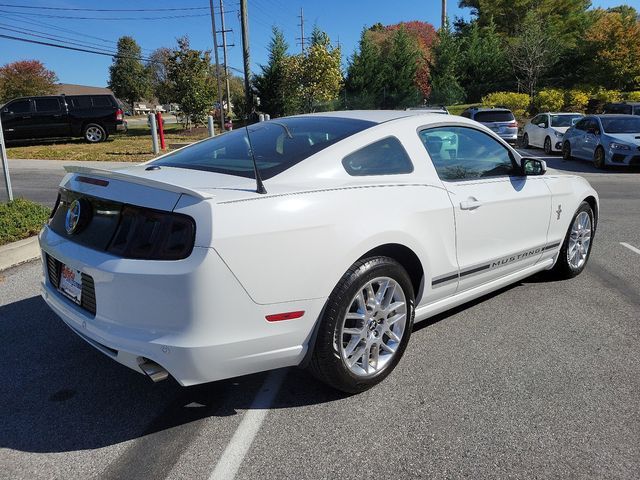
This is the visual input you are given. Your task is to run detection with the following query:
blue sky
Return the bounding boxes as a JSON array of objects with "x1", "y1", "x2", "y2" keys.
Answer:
[{"x1": 0, "y1": 0, "x2": 632, "y2": 88}]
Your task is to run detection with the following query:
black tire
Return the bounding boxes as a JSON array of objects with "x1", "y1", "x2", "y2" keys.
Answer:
[
  {"x1": 83, "y1": 123, "x2": 107, "y2": 143},
  {"x1": 548, "y1": 201, "x2": 595, "y2": 280},
  {"x1": 544, "y1": 136, "x2": 552, "y2": 155},
  {"x1": 562, "y1": 141, "x2": 572, "y2": 161},
  {"x1": 593, "y1": 146, "x2": 606, "y2": 170},
  {"x1": 522, "y1": 133, "x2": 530, "y2": 149},
  {"x1": 308, "y1": 256, "x2": 415, "y2": 393}
]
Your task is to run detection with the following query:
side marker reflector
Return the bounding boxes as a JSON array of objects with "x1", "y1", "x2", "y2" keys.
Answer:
[{"x1": 265, "y1": 311, "x2": 305, "y2": 322}]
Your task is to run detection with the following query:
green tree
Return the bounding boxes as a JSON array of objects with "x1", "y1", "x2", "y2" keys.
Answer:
[
  {"x1": 253, "y1": 27, "x2": 290, "y2": 117},
  {"x1": 166, "y1": 37, "x2": 216, "y2": 127},
  {"x1": 429, "y1": 21, "x2": 465, "y2": 105},
  {"x1": 458, "y1": 20, "x2": 510, "y2": 102},
  {"x1": 0, "y1": 60, "x2": 57, "y2": 103},
  {"x1": 345, "y1": 28, "x2": 384, "y2": 108},
  {"x1": 382, "y1": 26, "x2": 421, "y2": 108},
  {"x1": 147, "y1": 47, "x2": 173, "y2": 105},
  {"x1": 108, "y1": 36, "x2": 149, "y2": 110}
]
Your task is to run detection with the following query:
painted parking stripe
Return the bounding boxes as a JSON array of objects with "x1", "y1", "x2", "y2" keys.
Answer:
[
  {"x1": 620, "y1": 242, "x2": 640, "y2": 256},
  {"x1": 209, "y1": 369, "x2": 287, "y2": 480}
]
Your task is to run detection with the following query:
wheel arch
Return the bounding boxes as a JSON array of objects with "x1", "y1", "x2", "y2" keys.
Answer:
[
  {"x1": 584, "y1": 195, "x2": 598, "y2": 227},
  {"x1": 357, "y1": 243, "x2": 425, "y2": 303}
]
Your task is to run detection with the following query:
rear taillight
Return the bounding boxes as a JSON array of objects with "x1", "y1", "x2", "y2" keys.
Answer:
[
  {"x1": 508, "y1": 120, "x2": 518, "y2": 128},
  {"x1": 107, "y1": 205, "x2": 195, "y2": 260},
  {"x1": 115, "y1": 108, "x2": 123, "y2": 121}
]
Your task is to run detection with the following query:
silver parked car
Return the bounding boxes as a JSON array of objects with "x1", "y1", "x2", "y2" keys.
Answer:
[{"x1": 461, "y1": 107, "x2": 518, "y2": 144}]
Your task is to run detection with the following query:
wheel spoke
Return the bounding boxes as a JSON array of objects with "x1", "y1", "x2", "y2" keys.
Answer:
[
  {"x1": 361, "y1": 345, "x2": 370, "y2": 373},
  {"x1": 380, "y1": 342, "x2": 396, "y2": 354},
  {"x1": 385, "y1": 328, "x2": 401, "y2": 343},
  {"x1": 343, "y1": 327, "x2": 364, "y2": 336},
  {"x1": 370, "y1": 343, "x2": 380, "y2": 370},
  {"x1": 386, "y1": 312, "x2": 406, "y2": 326},
  {"x1": 376, "y1": 279, "x2": 390, "y2": 305},
  {"x1": 344, "y1": 337, "x2": 361, "y2": 357},
  {"x1": 347, "y1": 344, "x2": 366, "y2": 367},
  {"x1": 386, "y1": 300, "x2": 405, "y2": 314}
]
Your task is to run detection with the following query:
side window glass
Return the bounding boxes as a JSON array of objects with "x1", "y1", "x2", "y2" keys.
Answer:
[
  {"x1": 69, "y1": 96, "x2": 92, "y2": 109},
  {"x1": 91, "y1": 96, "x2": 111, "y2": 107},
  {"x1": 34, "y1": 98, "x2": 60, "y2": 112},
  {"x1": 6, "y1": 100, "x2": 30, "y2": 114},
  {"x1": 574, "y1": 119, "x2": 586, "y2": 131},
  {"x1": 418, "y1": 126, "x2": 516, "y2": 181},
  {"x1": 342, "y1": 136, "x2": 413, "y2": 176}
]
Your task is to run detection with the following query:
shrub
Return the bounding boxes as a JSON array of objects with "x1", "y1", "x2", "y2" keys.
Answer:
[
  {"x1": 592, "y1": 88, "x2": 622, "y2": 103},
  {"x1": 564, "y1": 89, "x2": 590, "y2": 112},
  {"x1": 534, "y1": 89, "x2": 564, "y2": 112},
  {"x1": 624, "y1": 91, "x2": 640, "y2": 102},
  {"x1": 481, "y1": 91, "x2": 530, "y2": 116}
]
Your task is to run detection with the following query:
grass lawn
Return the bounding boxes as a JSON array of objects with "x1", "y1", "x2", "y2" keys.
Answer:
[
  {"x1": 5, "y1": 124, "x2": 210, "y2": 163},
  {"x1": 0, "y1": 198, "x2": 51, "y2": 246}
]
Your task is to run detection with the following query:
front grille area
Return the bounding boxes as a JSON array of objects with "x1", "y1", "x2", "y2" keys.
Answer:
[
  {"x1": 630, "y1": 156, "x2": 640, "y2": 166},
  {"x1": 46, "y1": 254, "x2": 97, "y2": 316}
]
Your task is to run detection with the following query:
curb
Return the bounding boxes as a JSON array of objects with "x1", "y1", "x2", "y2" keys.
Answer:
[{"x1": 0, "y1": 236, "x2": 40, "y2": 271}]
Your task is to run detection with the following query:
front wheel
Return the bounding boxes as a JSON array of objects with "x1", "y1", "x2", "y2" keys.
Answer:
[
  {"x1": 549, "y1": 201, "x2": 595, "y2": 279},
  {"x1": 308, "y1": 256, "x2": 415, "y2": 393},
  {"x1": 593, "y1": 147, "x2": 606, "y2": 170},
  {"x1": 562, "y1": 141, "x2": 573, "y2": 161},
  {"x1": 544, "y1": 136, "x2": 552, "y2": 155},
  {"x1": 83, "y1": 123, "x2": 107, "y2": 143}
]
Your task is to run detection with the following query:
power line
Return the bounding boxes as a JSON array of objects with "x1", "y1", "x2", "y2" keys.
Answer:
[
  {"x1": 0, "y1": 33, "x2": 154, "y2": 62},
  {"x1": 0, "y1": 3, "x2": 211, "y2": 12},
  {"x1": 0, "y1": 25, "x2": 121, "y2": 55},
  {"x1": 0, "y1": 9, "x2": 213, "y2": 20}
]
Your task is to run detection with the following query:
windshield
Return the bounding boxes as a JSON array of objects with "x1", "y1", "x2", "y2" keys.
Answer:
[
  {"x1": 474, "y1": 111, "x2": 514, "y2": 123},
  {"x1": 152, "y1": 117, "x2": 375, "y2": 179},
  {"x1": 600, "y1": 117, "x2": 640, "y2": 134},
  {"x1": 550, "y1": 115, "x2": 582, "y2": 127}
]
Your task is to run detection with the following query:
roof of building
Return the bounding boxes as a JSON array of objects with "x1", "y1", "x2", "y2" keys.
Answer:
[{"x1": 54, "y1": 83, "x2": 114, "y2": 96}]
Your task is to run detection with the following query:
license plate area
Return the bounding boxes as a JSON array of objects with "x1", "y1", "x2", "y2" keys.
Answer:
[{"x1": 59, "y1": 264, "x2": 82, "y2": 305}]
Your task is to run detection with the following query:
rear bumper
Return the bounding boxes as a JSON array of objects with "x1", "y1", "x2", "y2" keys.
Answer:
[
  {"x1": 116, "y1": 122, "x2": 127, "y2": 133},
  {"x1": 39, "y1": 226, "x2": 325, "y2": 386}
]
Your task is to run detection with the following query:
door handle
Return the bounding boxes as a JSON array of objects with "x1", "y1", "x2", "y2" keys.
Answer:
[{"x1": 460, "y1": 199, "x2": 482, "y2": 210}]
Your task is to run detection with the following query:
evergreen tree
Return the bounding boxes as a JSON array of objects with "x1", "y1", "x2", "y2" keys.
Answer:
[
  {"x1": 108, "y1": 36, "x2": 149, "y2": 110},
  {"x1": 345, "y1": 29, "x2": 384, "y2": 109},
  {"x1": 382, "y1": 27, "x2": 421, "y2": 109},
  {"x1": 429, "y1": 22, "x2": 465, "y2": 105},
  {"x1": 253, "y1": 27, "x2": 289, "y2": 117}
]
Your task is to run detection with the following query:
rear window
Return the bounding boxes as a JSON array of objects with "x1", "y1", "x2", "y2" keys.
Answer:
[
  {"x1": 91, "y1": 95, "x2": 113, "y2": 107},
  {"x1": 474, "y1": 111, "x2": 515, "y2": 123},
  {"x1": 152, "y1": 117, "x2": 375, "y2": 179},
  {"x1": 342, "y1": 137, "x2": 413, "y2": 176},
  {"x1": 550, "y1": 114, "x2": 582, "y2": 127}
]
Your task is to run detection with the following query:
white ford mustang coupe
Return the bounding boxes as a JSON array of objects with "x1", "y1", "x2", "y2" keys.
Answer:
[{"x1": 39, "y1": 111, "x2": 598, "y2": 393}]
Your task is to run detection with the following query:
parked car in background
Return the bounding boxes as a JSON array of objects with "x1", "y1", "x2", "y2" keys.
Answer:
[
  {"x1": 460, "y1": 107, "x2": 518, "y2": 144},
  {"x1": 39, "y1": 110, "x2": 598, "y2": 393},
  {"x1": 523, "y1": 112, "x2": 583, "y2": 154},
  {"x1": 0, "y1": 94, "x2": 125, "y2": 143},
  {"x1": 603, "y1": 102, "x2": 640, "y2": 116},
  {"x1": 406, "y1": 105, "x2": 449, "y2": 114},
  {"x1": 562, "y1": 114, "x2": 640, "y2": 169}
]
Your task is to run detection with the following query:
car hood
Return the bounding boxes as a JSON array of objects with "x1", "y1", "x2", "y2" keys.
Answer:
[
  {"x1": 604, "y1": 133, "x2": 640, "y2": 145},
  {"x1": 551, "y1": 127, "x2": 570, "y2": 134}
]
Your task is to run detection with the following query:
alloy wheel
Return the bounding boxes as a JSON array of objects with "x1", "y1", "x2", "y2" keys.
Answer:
[
  {"x1": 86, "y1": 126, "x2": 103, "y2": 142},
  {"x1": 567, "y1": 211, "x2": 592, "y2": 269}
]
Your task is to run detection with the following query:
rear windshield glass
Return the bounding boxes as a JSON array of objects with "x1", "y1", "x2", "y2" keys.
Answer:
[
  {"x1": 152, "y1": 117, "x2": 375, "y2": 179},
  {"x1": 550, "y1": 114, "x2": 582, "y2": 127},
  {"x1": 600, "y1": 117, "x2": 640, "y2": 134},
  {"x1": 474, "y1": 111, "x2": 514, "y2": 123}
]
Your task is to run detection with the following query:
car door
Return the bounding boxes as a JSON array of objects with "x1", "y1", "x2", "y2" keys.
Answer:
[
  {"x1": 532, "y1": 114, "x2": 546, "y2": 146},
  {"x1": 583, "y1": 118, "x2": 601, "y2": 160},
  {"x1": 526, "y1": 115, "x2": 539, "y2": 145},
  {"x1": 569, "y1": 118, "x2": 588, "y2": 159},
  {"x1": 32, "y1": 97, "x2": 70, "y2": 137},
  {"x1": 418, "y1": 125, "x2": 552, "y2": 292},
  {"x1": 1, "y1": 98, "x2": 33, "y2": 139}
]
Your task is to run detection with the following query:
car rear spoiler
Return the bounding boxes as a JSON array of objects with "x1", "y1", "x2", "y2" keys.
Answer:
[{"x1": 63, "y1": 165, "x2": 214, "y2": 200}]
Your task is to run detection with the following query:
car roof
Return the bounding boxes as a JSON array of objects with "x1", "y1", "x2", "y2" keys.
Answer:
[
  {"x1": 592, "y1": 114, "x2": 637, "y2": 119},
  {"x1": 606, "y1": 102, "x2": 640, "y2": 106},
  {"x1": 544, "y1": 112, "x2": 583, "y2": 115},
  {"x1": 297, "y1": 109, "x2": 450, "y2": 124}
]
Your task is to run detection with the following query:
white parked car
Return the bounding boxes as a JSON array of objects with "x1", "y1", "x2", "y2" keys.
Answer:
[
  {"x1": 39, "y1": 111, "x2": 599, "y2": 393},
  {"x1": 523, "y1": 112, "x2": 584, "y2": 154}
]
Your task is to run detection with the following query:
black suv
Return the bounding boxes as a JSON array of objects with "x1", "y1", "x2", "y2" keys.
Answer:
[{"x1": 1, "y1": 94, "x2": 125, "y2": 143}]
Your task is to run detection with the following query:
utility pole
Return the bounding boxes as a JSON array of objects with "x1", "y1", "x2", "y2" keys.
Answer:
[
  {"x1": 0, "y1": 115, "x2": 13, "y2": 201},
  {"x1": 297, "y1": 7, "x2": 305, "y2": 54},
  {"x1": 219, "y1": 0, "x2": 232, "y2": 116},
  {"x1": 209, "y1": 0, "x2": 225, "y2": 131},
  {"x1": 441, "y1": 0, "x2": 447, "y2": 28},
  {"x1": 240, "y1": 0, "x2": 252, "y2": 117}
]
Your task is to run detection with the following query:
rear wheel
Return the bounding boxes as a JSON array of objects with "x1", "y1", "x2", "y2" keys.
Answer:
[
  {"x1": 83, "y1": 123, "x2": 106, "y2": 143},
  {"x1": 544, "y1": 136, "x2": 552, "y2": 155},
  {"x1": 593, "y1": 147, "x2": 606, "y2": 169},
  {"x1": 522, "y1": 133, "x2": 530, "y2": 148},
  {"x1": 562, "y1": 141, "x2": 573, "y2": 161},
  {"x1": 549, "y1": 202, "x2": 594, "y2": 279},
  {"x1": 308, "y1": 256, "x2": 415, "y2": 393}
]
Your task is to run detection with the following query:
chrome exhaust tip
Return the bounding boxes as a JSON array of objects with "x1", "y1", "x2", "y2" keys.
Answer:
[{"x1": 139, "y1": 359, "x2": 169, "y2": 382}]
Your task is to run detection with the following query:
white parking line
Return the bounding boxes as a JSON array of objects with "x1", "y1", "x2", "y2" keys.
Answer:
[
  {"x1": 209, "y1": 369, "x2": 287, "y2": 480},
  {"x1": 620, "y1": 242, "x2": 640, "y2": 256}
]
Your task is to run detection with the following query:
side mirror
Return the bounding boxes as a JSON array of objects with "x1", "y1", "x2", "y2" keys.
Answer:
[
  {"x1": 522, "y1": 158, "x2": 547, "y2": 176},
  {"x1": 537, "y1": 123, "x2": 546, "y2": 128},
  {"x1": 2, "y1": 107, "x2": 8, "y2": 114}
]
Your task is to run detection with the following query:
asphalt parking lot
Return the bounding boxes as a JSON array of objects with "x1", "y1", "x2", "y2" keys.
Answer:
[{"x1": 1, "y1": 149, "x2": 639, "y2": 479}]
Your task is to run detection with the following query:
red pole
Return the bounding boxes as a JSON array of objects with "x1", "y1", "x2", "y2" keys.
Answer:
[{"x1": 156, "y1": 111, "x2": 166, "y2": 150}]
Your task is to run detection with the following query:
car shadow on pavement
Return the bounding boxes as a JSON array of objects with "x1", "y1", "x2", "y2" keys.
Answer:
[{"x1": 0, "y1": 281, "x2": 526, "y2": 455}]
